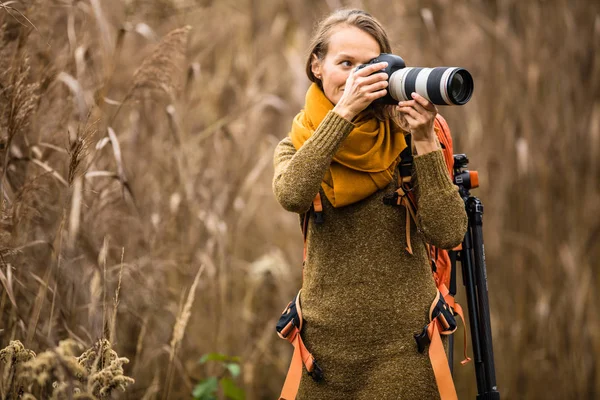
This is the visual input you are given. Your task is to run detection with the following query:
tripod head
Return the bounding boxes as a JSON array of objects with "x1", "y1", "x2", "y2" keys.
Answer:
[{"x1": 453, "y1": 154, "x2": 479, "y2": 199}]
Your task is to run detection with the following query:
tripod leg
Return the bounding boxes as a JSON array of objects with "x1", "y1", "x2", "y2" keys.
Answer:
[
  {"x1": 448, "y1": 250, "x2": 459, "y2": 374},
  {"x1": 467, "y1": 198, "x2": 500, "y2": 399},
  {"x1": 448, "y1": 334, "x2": 454, "y2": 375},
  {"x1": 460, "y1": 231, "x2": 488, "y2": 396}
]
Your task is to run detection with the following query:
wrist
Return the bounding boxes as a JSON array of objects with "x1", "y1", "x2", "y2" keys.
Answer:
[
  {"x1": 332, "y1": 105, "x2": 355, "y2": 122},
  {"x1": 413, "y1": 139, "x2": 439, "y2": 155}
]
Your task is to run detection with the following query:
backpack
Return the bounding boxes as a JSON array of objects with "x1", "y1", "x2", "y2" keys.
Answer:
[{"x1": 275, "y1": 114, "x2": 470, "y2": 400}]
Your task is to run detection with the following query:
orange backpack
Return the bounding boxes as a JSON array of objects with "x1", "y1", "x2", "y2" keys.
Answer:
[
  {"x1": 392, "y1": 114, "x2": 472, "y2": 400},
  {"x1": 275, "y1": 114, "x2": 470, "y2": 400}
]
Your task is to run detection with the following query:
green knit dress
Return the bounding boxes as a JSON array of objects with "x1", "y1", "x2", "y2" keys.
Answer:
[{"x1": 273, "y1": 111, "x2": 468, "y2": 400}]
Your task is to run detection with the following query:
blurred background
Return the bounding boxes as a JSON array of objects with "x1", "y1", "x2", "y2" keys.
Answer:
[{"x1": 0, "y1": 0, "x2": 598, "y2": 399}]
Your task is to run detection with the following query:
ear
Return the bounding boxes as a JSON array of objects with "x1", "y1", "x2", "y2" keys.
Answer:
[{"x1": 311, "y1": 53, "x2": 322, "y2": 79}]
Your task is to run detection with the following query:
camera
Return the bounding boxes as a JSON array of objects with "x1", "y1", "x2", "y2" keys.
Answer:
[{"x1": 356, "y1": 54, "x2": 474, "y2": 106}]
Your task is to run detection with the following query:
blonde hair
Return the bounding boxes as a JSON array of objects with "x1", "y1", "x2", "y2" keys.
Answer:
[{"x1": 305, "y1": 9, "x2": 403, "y2": 125}]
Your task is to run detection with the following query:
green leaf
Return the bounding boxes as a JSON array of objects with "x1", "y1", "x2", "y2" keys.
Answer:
[
  {"x1": 228, "y1": 355, "x2": 242, "y2": 363},
  {"x1": 192, "y1": 377, "x2": 218, "y2": 400},
  {"x1": 199, "y1": 352, "x2": 229, "y2": 364},
  {"x1": 199, "y1": 352, "x2": 241, "y2": 364},
  {"x1": 225, "y1": 363, "x2": 241, "y2": 378},
  {"x1": 220, "y1": 377, "x2": 245, "y2": 400}
]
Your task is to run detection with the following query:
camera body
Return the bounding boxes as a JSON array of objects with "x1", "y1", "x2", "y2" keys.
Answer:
[{"x1": 356, "y1": 53, "x2": 474, "y2": 106}]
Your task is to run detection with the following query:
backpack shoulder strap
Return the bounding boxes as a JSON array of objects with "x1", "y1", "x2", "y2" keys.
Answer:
[{"x1": 434, "y1": 114, "x2": 454, "y2": 179}]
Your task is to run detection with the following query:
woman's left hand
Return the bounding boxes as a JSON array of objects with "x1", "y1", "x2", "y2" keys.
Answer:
[{"x1": 397, "y1": 92, "x2": 438, "y2": 143}]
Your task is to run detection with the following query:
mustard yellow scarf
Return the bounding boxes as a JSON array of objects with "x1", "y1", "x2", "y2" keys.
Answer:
[{"x1": 290, "y1": 83, "x2": 407, "y2": 207}]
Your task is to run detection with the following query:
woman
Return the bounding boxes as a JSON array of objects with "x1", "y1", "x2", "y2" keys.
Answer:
[{"x1": 273, "y1": 9, "x2": 468, "y2": 399}]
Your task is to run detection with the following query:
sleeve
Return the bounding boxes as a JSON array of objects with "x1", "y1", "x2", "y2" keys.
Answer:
[
  {"x1": 272, "y1": 111, "x2": 354, "y2": 214},
  {"x1": 412, "y1": 149, "x2": 468, "y2": 249}
]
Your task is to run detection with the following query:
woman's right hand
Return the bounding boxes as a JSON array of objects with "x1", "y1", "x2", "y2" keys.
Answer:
[{"x1": 333, "y1": 61, "x2": 389, "y2": 121}]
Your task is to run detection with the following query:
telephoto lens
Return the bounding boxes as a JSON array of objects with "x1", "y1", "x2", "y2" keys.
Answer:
[
  {"x1": 358, "y1": 54, "x2": 474, "y2": 106},
  {"x1": 389, "y1": 66, "x2": 474, "y2": 105}
]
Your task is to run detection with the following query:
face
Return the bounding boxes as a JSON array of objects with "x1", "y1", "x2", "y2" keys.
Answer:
[{"x1": 311, "y1": 25, "x2": 382, "y2": 105}]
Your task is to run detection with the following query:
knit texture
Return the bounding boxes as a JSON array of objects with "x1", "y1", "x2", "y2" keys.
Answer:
[{"x1": 273, "y1": 111, "x2": 468, "y2": 399}]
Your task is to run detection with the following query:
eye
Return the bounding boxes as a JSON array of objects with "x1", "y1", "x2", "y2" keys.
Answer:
[{"x1": 340, "y1": 60, "x2": 353, "y2": 67}]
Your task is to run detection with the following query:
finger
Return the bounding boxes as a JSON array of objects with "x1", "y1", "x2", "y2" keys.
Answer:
[
  {"x1": 399, "y1": 99, "x2": 434, "y2": 121},
  {"x1": 355, "y1": 62, "x2": 388, "y2": 77},
  {"x1": 367, "y1": 88, "x2": 388, "y2": 101},
  {"x1": 408, "y1": 98, "x2": 428, "y2": 116},
  {"x1": 397, "y1": 100, "x2": 418, "y2": 109},
  {"x1": 360, "y1": 72, "x2": 388, "y2": 86},
  {"x1": 363, "y1": 80, "x2": 389, "y2": 94},
  {"x1": 397, "y1": 106, "x2": 423, "y2": 122},
  {"x1": 411, "y1": 92, "x2": 437, "y2": 112},
  {"x1": 399, "y1": 99, "x2": 427, "y2": 116},
  {"x1": 403, "y1": 114, "x2": 419, "y2": 127}
]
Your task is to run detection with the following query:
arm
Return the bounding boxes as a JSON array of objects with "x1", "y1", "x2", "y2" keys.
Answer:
[
  {"x1": 397, "y1": 93, "x2": 466, "y2": 248},
  {"x1": 272, "y1": 111, "x2": 354, "y2": 213},
  {"x1": 413, "y1": 150, "x2": 468, "y2": 249}
]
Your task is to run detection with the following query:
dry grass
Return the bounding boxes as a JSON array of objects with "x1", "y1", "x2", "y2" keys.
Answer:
[
  {"x1": 0, "y1": 338, "x2": 133, "y2": 399},
  {"x1": 0, "y1": 0, "x2": 598, "y2": 399}
]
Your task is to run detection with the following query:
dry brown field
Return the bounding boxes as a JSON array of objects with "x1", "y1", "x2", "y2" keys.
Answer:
[{"x1": 0, "y1": 0, "x2": 599, "y2": 399}]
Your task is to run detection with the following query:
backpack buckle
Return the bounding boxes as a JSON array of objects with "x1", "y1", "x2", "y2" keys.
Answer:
[
  {"x1": 276, "y1": 292, "x2": 302, "y2": 340},
  {"x1": 313, "y1": 210, "x2": 324, "y2": 224},
  {"x1": 308, "y1": 360, "x2": 324, "y2": 382},
  {"x1": 431, "y1": 295, "x2": 457, "y2": 334},
  {"x1": 414, "y1": 326, "x2": 430, "y2": 353},
  {"x1": 382, "y1": 192, "x2": 399, "y2": 206},
  {"x1": 414, "y1": 290, "x2": 459, "y2": 353}
]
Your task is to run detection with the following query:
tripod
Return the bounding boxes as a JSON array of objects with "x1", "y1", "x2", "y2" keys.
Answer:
[{"x1": 448, "y1": 154, "x2": 500, "y2": 400}]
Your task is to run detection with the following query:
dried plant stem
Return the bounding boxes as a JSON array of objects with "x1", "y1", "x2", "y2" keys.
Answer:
[
  {"x1": 162, "y1": 290, "x2": 186, "y2": 400},
  {"x1": 0, "y1": 259, "x2": 16, "y2": 308},
  {"x1": 25, "y1": 262, "x2": 50, "y2": 346},
  {"x1": 30, "y1": 159, "x2": 68, "y2": 187},
  {"x1": 163, "y1": 265, "x2": 204, "y2": 400},
  {"x1": 106, "y1": 127, "x2": 130, "y2": 199},
  {"x1": 46, "y1": 273, "x2": 57, "y2": 339},
  {"x1": 100, "y1": 236, "x2": 109, "y2": 349},
  {"x1": 26, "y1": 211, "x2": 65, "y2": 347},
  {"x1": 109, "y1": 248, "x2": 125, "y2": 344},
  {"x1": 67, "y1": 176, "x2": 82, "y2": 249},
  {"x1": 133, "y1": 315, "x2": 148, "y2": 378},
  {"x1": 165, "y1": 104, "x2": 193, "y2": 204}
]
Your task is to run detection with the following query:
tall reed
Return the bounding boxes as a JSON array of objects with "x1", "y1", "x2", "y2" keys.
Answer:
[{"x1": 0, "y1": 1, "x2": 598, "y2": 399}]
